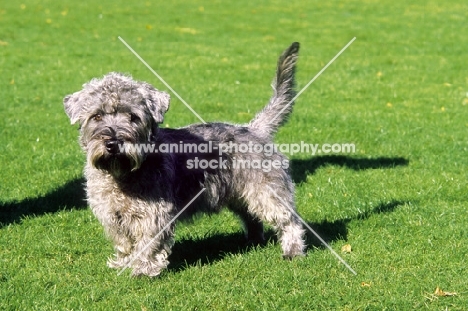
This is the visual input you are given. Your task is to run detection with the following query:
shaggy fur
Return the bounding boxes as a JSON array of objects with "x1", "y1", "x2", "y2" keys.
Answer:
[{"x1": 64, "y1": 42, "x2": 305, "y2": 277}]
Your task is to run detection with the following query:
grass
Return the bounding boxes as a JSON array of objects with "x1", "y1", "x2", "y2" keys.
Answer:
[{"x1": 1, "y1": 0, "x2": 467, "y2": 309}]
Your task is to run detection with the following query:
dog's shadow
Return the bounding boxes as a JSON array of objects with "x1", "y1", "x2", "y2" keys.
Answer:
[
  {"x1": 0, "y1": 177, "x2": 87, "y2": 228},
  {"x1": 290, "y1": 155, "x2": 409, "y2": 183},
  {"x1": 168, "y1": 199, "x2": 407, "y2": 272},
  {"x1": 1, "y1": 155, "x2": 409, "y2": 274},
  {"x1": 168, "y1": 155, "x2": 409, "y2": 273}
]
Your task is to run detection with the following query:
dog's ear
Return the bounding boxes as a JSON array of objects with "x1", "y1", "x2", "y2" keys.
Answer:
[
  {"x1": 63, "y1": 91, "x2": 84, "y2": 125},
  {"x1": 141, "y1": 83, "x2": 170, "y2": 124}
]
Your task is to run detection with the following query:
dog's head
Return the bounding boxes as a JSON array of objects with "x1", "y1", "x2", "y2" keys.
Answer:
[{"x1": 64, "y1": 72, "x2": 170, "y2": 176}]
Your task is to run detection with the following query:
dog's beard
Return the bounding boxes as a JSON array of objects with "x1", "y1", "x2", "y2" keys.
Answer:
[{"x1": 87, "y1": 140, "x2": 144, "y2": 177}]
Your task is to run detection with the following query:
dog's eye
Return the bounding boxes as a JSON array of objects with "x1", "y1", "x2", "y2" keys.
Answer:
[
  {"x1": 93, "y1": 114, "x2": 103, "y2": 121},
  {"x1": 130, "y1": 114, "x2": 140, "y2": 123}
]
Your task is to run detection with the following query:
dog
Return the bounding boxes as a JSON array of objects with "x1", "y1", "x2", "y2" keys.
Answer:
[{"x1": 64, "y1": 42, "x2": 305, "y2": 277}]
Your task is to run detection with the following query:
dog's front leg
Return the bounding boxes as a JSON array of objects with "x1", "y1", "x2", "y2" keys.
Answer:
[
  {"x1": 129, "y1": 213, "x2": 175, "y2": 277},
  {"x1": 106, "y1": 230, "x2": 133, "y2": 270},
  {"x1": 130, "y1": 232, "x2": 174, "y2": 277}
]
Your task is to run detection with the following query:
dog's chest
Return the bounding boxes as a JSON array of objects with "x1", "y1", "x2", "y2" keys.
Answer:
[{"x1": 85, "y1": 167, "x2": 167, "y2": 223}]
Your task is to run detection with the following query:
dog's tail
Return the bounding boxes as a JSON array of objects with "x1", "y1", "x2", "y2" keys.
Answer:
[{"x1": 248, "y1": 42, "x2": 299, "y2": 138}]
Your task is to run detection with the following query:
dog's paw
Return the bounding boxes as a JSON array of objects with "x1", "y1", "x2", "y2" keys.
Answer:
[
  {"x1": 131, "y1": 261, "x2": 165, "y2": 278},
  {"x1": 282, "y1": 239, "x2": 306, "y2": 260},
  {"x1": 107, "y1": 255, "x2": 131, "y2": 269},
  {"x1": 282, "y1": 251, "x2": 306, "y2": 260}
]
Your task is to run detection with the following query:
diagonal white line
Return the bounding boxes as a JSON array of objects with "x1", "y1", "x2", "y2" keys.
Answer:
[
  {"x1": 118, "y1": 36, "x2": 206, "y2": 124},
  {"x1": 266, "y1": 185, "x2": 357, "y2": 275},
  {"x1": 269, "y1": 37, "x2": 356, "y2": 125},
  {"x1": 117, "y1": 187, "x2": 206, "y2": 276}
]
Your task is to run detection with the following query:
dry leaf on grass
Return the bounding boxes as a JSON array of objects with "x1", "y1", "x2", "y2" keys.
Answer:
[
  {"x1": 434, "y1": 286, "x2": 457, "y2": 297},
  {"x1": 425, "y1": 286, "x2": 458, "y2": 302},
  {"x1": 361, "y1": 282, "x2": 371, "y2": 287},
  {"x1": 341, "y1": 244, "x2": 352, "y2": 253}
]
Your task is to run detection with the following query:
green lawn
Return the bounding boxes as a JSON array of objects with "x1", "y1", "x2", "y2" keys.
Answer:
[{"x1": 1, "y1": 0, "x2": 467, "y2": 309}]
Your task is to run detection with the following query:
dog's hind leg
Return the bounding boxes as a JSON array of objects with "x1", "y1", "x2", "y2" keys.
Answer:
[
  {"x1": 242, "y1": 185, "x2": 306, "y2": 259},
  {"x1": 228, "y1": 200, "x2": 265, "y2": 244}
]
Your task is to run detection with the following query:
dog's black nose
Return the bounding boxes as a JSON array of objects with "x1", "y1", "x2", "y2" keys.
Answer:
[{"x1": 105, "y1": 139, "x2": 120, "y2": 154}]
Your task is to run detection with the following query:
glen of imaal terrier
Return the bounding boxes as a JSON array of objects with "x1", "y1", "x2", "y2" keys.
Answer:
[{"x1": 64, "y1": 42, "x2": 306, "y2": 277}]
